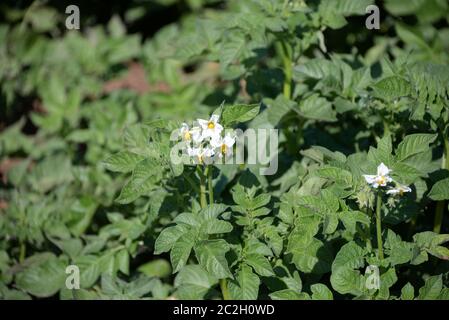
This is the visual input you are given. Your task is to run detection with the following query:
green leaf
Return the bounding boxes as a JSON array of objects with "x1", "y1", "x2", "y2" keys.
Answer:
[
  {"x1": 171, "y1": 230, "x2": 196, "y2": 273},
  {"x1": 428, "y1": 178, "x2": 449, "y2": 201},
  {"x1": 264, "y1": 95, "x2": 296, "y2": 126},
  {"x1": 332, "y1": 241, "x2": 366, "y2": 270},
  {"x1": 311, "y1": 283, "x2": 333, "y2": 300},
  {"x1": 228, "y1": 265, "x2": 260, "y2": 300},
  {"x1": 418, "y1": 275, "x2": 442, "y2": 300},
  {"x1": 50, "y1": 238, "x2": 83, "y2": 260},
  {"x1": 269, "y1": 289, "x2": 309, "y2": 300},
  {"x1": 396, "y1": 23, "x2": 433, "y2": 53},
  {"x1": 245, "y1": 253, "x2": 274, "y2": 277},
  {"x1": 222, "y1": 104, "x2": 260, "y2": 125},
  {"x1": 154, "y1": 225, "x2": 189, "y2": 255},
  {"x1": 438, "y1": 288, "x2": 449, "y2": 300},
  {"x1": 296, "y1": 94, "x2": 337, "y2": 122},
  {"x1": 194, "y1": 240, "x2": 232, "y2": 279},
  {"x1": 219, "y1": 33, "x2": 246, "y2": 70},
  {"x1": 116, "y1": 159, "x2": 162, "y2": 204},
  {"x1": 378, "y1": 268, "x2": 398, "y2": 299},
  {"x1": 123, "y1": 124, "x2": 152, "y2": 156},
  {"x1": 103, "y1": 151, "x2": 145, "y2": 173},
  {"x1": 73, "y1": 255, "x2": 101, "y2": 289},
  {"x1": 338, "y1": 211, "x2": 370, "y2": 234},
  {"x1": 200, "y1": 204, "x2": 228, "y2": 220},
  {"x1": 316, "y1": 167, "x2": 353, "y2": 185},
  {"x1": 373, "y1": 76, "x2": 412, "y2": 101},
  {"x1": 294, "y1": 59, "x2": 338, "y2": 80},
  {"x1": 427, "y1": 246, "x2": 449, "y2": 260},
  {"x1": 330, "y1": 241, "x2": 366, "y2": 295},
  {"x1": 174, "y1": 213, "x2": 201, "y2": 227},
  {"x1": 115, "y1": 249, "x2": 130, "y2": 275},
  {"x1": 319, "y1": 0, "x2": 373, "y2": 29},
  {"x1": 250, "y1": 193, "x2": 271, "y2": 209},
  {"x1": 330, "y1": 268, "x2": 364, "y2": 296},
  {"x1": 16, "y1": 254, "x2": 66, "y2": 298},
  {"x1": 67, "y1": 196, "x2": 98, "y2": 237},
  {"x1": 289, "y1": 238, "x2": 333, "y2": 274},
  {"x1": 174, "y1": 265, "x2": 218, "y2": 300},
  {"x1": 202, "y1": 220, "x2": 233, "y2": 235},
  {"x1": 401, "y1": 283, "x2": 415, "y2": 300},
  {"x1": 396, "y1": 134, "x2": 437, "y2": 162},
  {"x1": 138, "y1": 259, "x2": 172, "y2": 278},
  {"x1": 320, "y1": 0, "x2": 373, "y2": 15}
]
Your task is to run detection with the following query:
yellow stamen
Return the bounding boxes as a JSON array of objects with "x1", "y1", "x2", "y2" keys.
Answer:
[
  {"x1": 184, "y1": 131, "x2": 191, "y2": 141},
  {"x1": 221, "y1": 144, "x2": 227, "y2": 154},
  {"x1": 207, "y1": 121, "x2": 215, "y2": 129},
  {"x1": 376, "y1": 176, "x2": 386, "y2": 186}
]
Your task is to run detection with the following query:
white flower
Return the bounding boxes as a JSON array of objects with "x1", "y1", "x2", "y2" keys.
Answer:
[
  {"x1": 211, "y1": 133, "x2": 235, "y2": 158},
  {"x1": 197, "y1": 114, "x2": 223, "y2": 140},
  {"x1": 179, "y1": 123, "x2": 203, "y2": 144},
  {"x1": 386, "y1": 184, "x2": 411, "y2": 196},
  {"x1": 187, "y1": 146, "x2": 215, "y2": 164},
  {"x1": 363, "y1": 163, "x2": 393, "y2": 188}
]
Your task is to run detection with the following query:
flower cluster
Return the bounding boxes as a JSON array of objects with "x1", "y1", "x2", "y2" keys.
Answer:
[
  {"x1": 178, "y1": 115, "x2": 235, "y2": 165},
  {"x1": 363, "y1": 163, "x2": 411, "y2": 196}
]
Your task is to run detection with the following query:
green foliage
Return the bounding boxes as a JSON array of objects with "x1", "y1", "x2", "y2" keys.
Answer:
[{"x1": 1, "y1": 0, "x2": 449, "y2": 301}]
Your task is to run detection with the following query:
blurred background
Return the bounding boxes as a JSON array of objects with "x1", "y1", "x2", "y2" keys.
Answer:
[{"x1": 0, "y1": 0, "x2": 448, "y2": 299}]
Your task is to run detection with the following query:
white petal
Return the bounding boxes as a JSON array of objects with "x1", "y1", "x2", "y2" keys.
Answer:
[
  {"x1": 377, "y1": 163, "x2": 390, "y2": 176},
  {"x1": 223, "y1": 134, "x2": 235, "y2": 147},
  {"x1": 214, "y1": 122, "x2": 223, "y2": 132},
  {"x1": 190, "y1": 127, "x2": 203, "y2": 142},
  {"x1": 210, "y1": 114, "x2": 220, "y2": 123},
  {"x1": 363, "y1": 175, "x2": 376, "y2": 184},
  {"x1": 204, "y1": 148, "x2": 215, "y2": 157},
  {"x1": 210, "y1": 136, "x2": 223, "y2": 148},
  {"x1": 187, "y1": 147, "x2": 197, "y2": 157},
  {"x1": 207, "y1": 130, "x2": 222, "y2": 140},
  {"x1": 197, "y1": 119, "x2": 208, "y2": 128},
  {"x1": 179, "y1": 123, "x2": 188, "y2": 135}
]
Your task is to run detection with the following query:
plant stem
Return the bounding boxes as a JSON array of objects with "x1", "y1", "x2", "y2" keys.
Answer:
[
  {"x1": 206, "y1": 165, "x2": 229, "y2": 300},
  {"x1": 220, "y1": 278, "x2": 231, "y2": 300},
  {"x1": 19, "y1": 242, "x2": 26, "y2": 263},
  {"x1": 275, "y1": 40, "x2": 293, "y2": 99},
  {"x1": 375, "y1": 192, "x2": 384, "y2": 260},
  {"x1": 183, "y1": 172, "x2": 200, "y2": 194},
  {"x1": 366, "y1": 207, "x2": 372, "y2": 251},
  {"x1": 207, "y1": 165, "x2": 214, "y2": 204},
  {"x1": 434, "y1": 137, "x2": 449, "y2": 233},
  {"x1": 198, "y1": 167, "x2": 207, "y2": 209},
  {"x1": 434, "y1": 202, "x2": 445, "y2": 233}
]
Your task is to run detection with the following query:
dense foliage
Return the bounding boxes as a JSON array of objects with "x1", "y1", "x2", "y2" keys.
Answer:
[{"x1": 1, "y1": 0, "x2": 449, "y2": 300}]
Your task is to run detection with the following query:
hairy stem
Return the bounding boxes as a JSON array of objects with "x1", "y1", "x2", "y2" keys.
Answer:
[
  {"x1": 198, "y1": 167, "x2": 207, "y2": 209},
  {"x1": 434, "y1": 137, "x2": 449, "y2": 233},
  {"x1": 207, "y1": 165, "x2": 214, "y2": 204},
  {"x1": 207, "y1": 166, "x2": 229, "y2": 300},
  {"x1": 376, "y1": 192, "x2": 384, "y2": 260},
  {"x1": 366, "y1": 207, "x2": 373, "y2": 251}
]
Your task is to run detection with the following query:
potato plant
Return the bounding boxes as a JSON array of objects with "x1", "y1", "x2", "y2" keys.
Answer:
[{"x1": 1, "y1": 0, "x2": 449, "y2": 300}]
